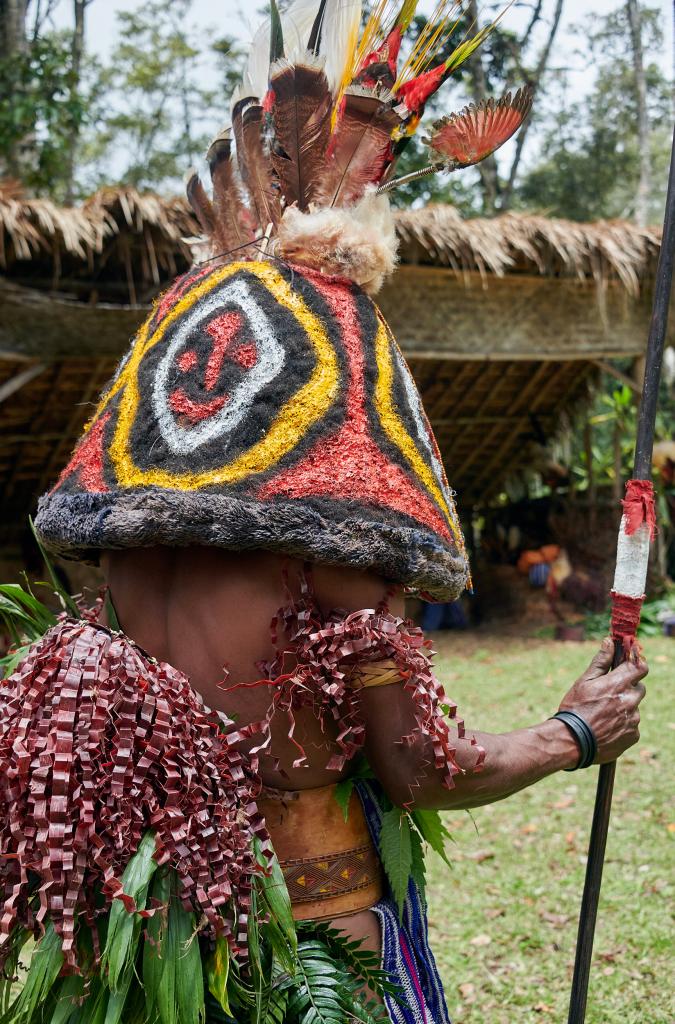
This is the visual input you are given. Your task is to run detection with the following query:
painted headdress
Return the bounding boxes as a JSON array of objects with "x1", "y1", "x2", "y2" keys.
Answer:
[{"x1": 35, "y1": 1, "x2": 530, "y2": 601}]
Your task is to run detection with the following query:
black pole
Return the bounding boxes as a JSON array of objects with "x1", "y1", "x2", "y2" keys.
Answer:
[{"x1": 567, "y1": 126, "x2": 675, "y2": 1024}]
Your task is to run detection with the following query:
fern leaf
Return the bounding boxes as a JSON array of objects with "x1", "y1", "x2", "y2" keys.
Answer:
[
  {"x1": 379, "y1": 807, "x2": 412, "y2": 919},
  {"x1": 411, "y1": 808, "x2": 453, "y2": 868},
  {"x1": 409, "y1": 824, "x2": 426, "y2": 906},
  {"x1": 332, "y1": 778, "x2": 354, "y2": 822}
]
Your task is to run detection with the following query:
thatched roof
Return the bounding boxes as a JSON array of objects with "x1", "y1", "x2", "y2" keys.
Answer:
[{"x1": 0, "y1": 185, "x2": 664, "y2": 303}]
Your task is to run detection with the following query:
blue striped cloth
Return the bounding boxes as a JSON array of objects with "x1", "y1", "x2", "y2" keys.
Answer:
[{"x1": 356, "y1": 782, "x2": 452, "y2": 1024}]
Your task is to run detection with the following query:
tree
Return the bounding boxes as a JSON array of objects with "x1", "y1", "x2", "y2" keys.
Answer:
[
  {"x1": 0, "y1": 0, "x2": 92, "y2": 199},
  {"x1": 516, "y1": 4, "x2": 671, "y2": 223},
  {"x1": 626, "y1": 0, "x2": 651, "y2": 226},
  {"x1": 81, "y1": 0, "x2": 244, "y2": 194}
]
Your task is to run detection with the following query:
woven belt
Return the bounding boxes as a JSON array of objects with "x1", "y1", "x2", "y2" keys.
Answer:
[{"x1": 259, "y1": 784, "x2": 383, "y2": 921}]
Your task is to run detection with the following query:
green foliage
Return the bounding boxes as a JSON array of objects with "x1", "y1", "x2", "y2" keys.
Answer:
[
  {"x1": 0, "y1": 921, "x2": 63, "y2": 1024},
  {"x1": 0, "y1": 32, "x2": 88, "y2": 198},
  {"x1": 81, "y1": 0, "x2": 242, "y2": 193},
  {"x1": 101, "y1": 832, "x2": 158, "y2": 993},
  {"x1": 516, "y1": 5, "x2": 672, "y2": 222},
  {"x1": 379, "y1": 805, "x2": 414, "y2": 917}
]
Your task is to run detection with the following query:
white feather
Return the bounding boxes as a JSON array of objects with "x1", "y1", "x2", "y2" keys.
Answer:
[
  {"x1": 284, "y1": 0, "x2": 323, "y2": 56},
  {"x1": 322, "y1": 0, "x2": 363, "y2": 96},
  {"x1": 234, "y1": 0, "x2": 323, "y2": 111}
]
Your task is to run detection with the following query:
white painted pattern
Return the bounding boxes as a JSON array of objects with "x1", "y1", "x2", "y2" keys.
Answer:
[
  {"x1": 395, "y1": 348, "x2": 454, "y2": 507},
  {"x1": 152, "y1": 278, "x2": 286, "y2": 456},
  {"x1": 613, "y1": 517, "x2": 651, "y2": 598}
]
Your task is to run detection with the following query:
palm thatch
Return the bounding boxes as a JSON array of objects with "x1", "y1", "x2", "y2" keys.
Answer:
[
  {"x1": 0, "y1": 185, "x2": 664, "y2": 303},
  {"x1": 395, "y1": 206, "x2": 662, "y2": 296}
]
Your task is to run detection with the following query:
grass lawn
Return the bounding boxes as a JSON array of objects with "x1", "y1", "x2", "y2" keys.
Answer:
[{"x1": 424, "y1": 632, "x2": 673, "y2": 1024}]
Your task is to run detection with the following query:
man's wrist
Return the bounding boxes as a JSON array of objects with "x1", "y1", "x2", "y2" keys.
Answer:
[{"x1": 539, "y1": 717, "x2": 582, "y2": 772}]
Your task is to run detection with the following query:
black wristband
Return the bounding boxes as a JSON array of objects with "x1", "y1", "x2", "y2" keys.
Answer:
[{"x1": 551, "y1": 711, "x2": 598, "y2": 771}]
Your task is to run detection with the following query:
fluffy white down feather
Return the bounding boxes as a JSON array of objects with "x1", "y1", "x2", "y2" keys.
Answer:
[{"x1": 274, "y1": 190, "x2": 399, "y2": 295}]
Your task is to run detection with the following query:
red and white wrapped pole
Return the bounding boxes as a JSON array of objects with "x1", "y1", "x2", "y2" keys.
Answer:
[
  {"x1": 568, "y1": 127, "x2": 675, "y2": 1024},
  {"x1": 610, "y1": 479, "x2": 657, "y2": 657}
]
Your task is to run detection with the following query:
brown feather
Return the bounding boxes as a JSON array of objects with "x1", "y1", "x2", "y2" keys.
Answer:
[
  {"x1": 185, "y1": 172, "x2": 215, "y2": 236},
  {"x1": 316, "y1": 86, "x2": 401, "y2": 209},
  {"x1": 206, "y1": 128, "x2": 254, "y2": 255},
  {"x1": 240, "y1": 104, "x2": 282, "y2": 230},
  {"x1": 269, "y1": 59, "x2": 333, "y2": 210}
]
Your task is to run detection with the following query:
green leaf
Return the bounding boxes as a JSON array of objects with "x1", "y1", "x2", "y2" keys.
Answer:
[
  {"x1": 332, "y1": 778, "x2": 354, "y2": 823},
  {"x1": 1, "y1": 920, "x2": 64, "y2": 1024},
  {"x1": 256, "y1": 843, "x2": 297, "y2": 960},
  {"x1": 50, "y1": 975, "x2": 85, "y2": 1024},
  {"x1": 411, "y1": 808, "x2": 453, "y2": 868},
  {"x1": 156, "y1": 874, "x2": 205, "y2": 1024},
  {"x1": 101, "y1": 831, "x2": 158, "y2": 993},
  {"x1": 206, "y1": 935, "x2": 231, "y2": 1018},
  {"x1": 409, "y1": 825, "x2": 426, "y2": 906},
  {"x1": 378, "y1": 808, "x2": 412, "y2": 920},
  {"x1": 144, "y1": 869, "x2": 171, "y2": 1022}
]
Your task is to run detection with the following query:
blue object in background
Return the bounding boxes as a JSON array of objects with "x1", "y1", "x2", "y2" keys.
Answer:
[
  {"x1": 529, "y1": 563, "x2": 550, "y2": 588},
  {"x1": 421, "y1": 599, "x2": 468, "y2": 631}
]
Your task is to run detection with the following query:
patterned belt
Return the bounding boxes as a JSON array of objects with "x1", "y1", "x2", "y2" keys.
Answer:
[{"x1": 258, "y1": 783, "x2": 384, "y2": 922}]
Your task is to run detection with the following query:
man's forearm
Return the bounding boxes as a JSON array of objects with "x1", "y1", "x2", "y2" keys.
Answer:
[{"x1": 363, "y1": 694, "x2": 579, "y2": 810}]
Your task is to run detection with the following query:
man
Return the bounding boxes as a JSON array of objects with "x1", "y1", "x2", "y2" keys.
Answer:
[{"x1": 0, "y1": 3, "x2": 647, "y2": 1021}]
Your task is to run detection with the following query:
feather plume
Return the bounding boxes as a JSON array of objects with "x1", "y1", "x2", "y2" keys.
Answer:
[
  {"x1": 423, "y1": 87, "x2": 533, "y2": 167},
  {"x1": 206, "y1": 129, "x2": 255, "y2": 254},
  {"x1": 322, "y1": 0, "x2": 363, "y2": 98},
  {"x1": 237, "y1": 0, "x2": 323, "y2": 104},
  {"x1": 185, "y1": 171, "x2": 215, "y2": 237},
  {"x1": 275, "y1": 188, "x2": 398, "y2": 294},
  {"x1": 269, "y1": 59, "x2": 333, "y2": 210},
  {"x1": 316, "y1": 86, "x2": 401, "y2": 208},
  {"x1": 232, "y1": 96, "x2": 279, "y2": 232}
]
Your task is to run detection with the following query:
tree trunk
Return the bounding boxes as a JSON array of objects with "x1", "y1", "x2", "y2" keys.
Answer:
[
  {"x1": 465, "y1": 0, "x2": 500, "y2": 213},
  {"x1": 501, "y1": 0, "x2": 565, "y2": 210},
  {"x1": 0, "y1": 0, "x2": 28, "y2": 59},
  {"x1": 63, "y1": 0, "x2": 87, "y2": 204},
  {"x1": 0, "y1": 0, "x2": 30, "y2": 176},
  {"x1": 626, "y1": 0, "x2": 651, "y2": 227}
]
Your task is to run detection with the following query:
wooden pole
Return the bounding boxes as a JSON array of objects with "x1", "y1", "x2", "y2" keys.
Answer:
[{"x1": 567, "y1": 127, "x2": 675, "y2": 1024}]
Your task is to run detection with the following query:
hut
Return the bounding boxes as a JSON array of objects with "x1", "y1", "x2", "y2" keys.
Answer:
[{"x1": 0, "y1": 185, "x2": 669, "y2": 573}]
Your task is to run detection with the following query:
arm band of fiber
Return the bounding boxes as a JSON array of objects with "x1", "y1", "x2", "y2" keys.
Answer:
[
  {"x1": 352, "y1": 661, "x2": 402, "y2": 689},
  {"x1": 550, "y1": 711, "x2": 598, "y2": 771}
]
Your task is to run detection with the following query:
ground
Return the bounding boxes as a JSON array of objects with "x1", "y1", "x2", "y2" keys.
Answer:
[{"x1": 425, "y1": 632, "x2": 673, "y2": 1024}]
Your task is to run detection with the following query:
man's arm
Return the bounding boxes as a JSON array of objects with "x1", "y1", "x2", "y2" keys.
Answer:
[{"x1": 361, "y1": 639, "x2": 647, "y2": 810}]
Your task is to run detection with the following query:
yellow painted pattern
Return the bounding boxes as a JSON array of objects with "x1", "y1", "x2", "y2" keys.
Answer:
[
  {"x1": 373, "y1": 315, "x2": 462, "y2": 544},
  {"x1": 103, "y1": 262, "x2": 340, "y2": 490}
]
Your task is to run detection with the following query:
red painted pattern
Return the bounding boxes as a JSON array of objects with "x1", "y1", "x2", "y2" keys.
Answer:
[
  {"x1": 205, "y1": 312, "x2": 245, "y2": 390},
  {"x1": 178, "y1": 350, "x2": 198, "y2": 372},
  {"x1": 622, "y1": 478, "x2": 657, "y2": 540},
  {"x1": 610, "y1": 590, "x2": 645, "y2": 658},
  {"x1": 155, "y1": 265, "x2": 213, "y2": 326},
  {"x1": 232, "y1": 342, "x2": 258, "y2": 369},
  {"x1": 169, "y1": 388, "x2": 228, "y2": 423},
  {"x1": 53, "y1": 413, "x2": 111, "y2": 494},
  {"x1": 258, "y1": 277, "x2": 451, "y2": 541}
]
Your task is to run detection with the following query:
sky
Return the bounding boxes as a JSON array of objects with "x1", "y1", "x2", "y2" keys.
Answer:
[
  {"x1": 55, "y1": 0, "x2": 674, "y2": 87},
  {"x1": 51, "y1": 0, "x2": 673, "y2": 185}
]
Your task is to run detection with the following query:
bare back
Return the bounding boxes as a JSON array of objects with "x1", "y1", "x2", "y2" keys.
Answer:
[{"x1": 101, "y1": 546, "x2": 404, "y2": 791}]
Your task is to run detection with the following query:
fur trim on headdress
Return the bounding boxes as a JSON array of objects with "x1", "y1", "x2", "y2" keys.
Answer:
[{"x1": 274, "y1": 190, "x2": 398, "y2": 295}]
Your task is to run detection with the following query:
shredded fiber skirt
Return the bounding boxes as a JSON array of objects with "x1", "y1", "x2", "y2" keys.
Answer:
[{"x1": 0, "y1": 588, "x2": 460, "y2": 1022}]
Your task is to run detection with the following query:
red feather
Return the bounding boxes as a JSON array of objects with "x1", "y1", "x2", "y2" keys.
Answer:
[
  {"x1": 424, "y1": 87, "x2": 533, "y2": 167},
  {"x1": 316, "y1": 87, "x2": 401, "y2": 208}
]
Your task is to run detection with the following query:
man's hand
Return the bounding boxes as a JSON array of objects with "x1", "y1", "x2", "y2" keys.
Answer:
[{"x1": 558, "y1": 638, "x2": 648, "y2": 764}]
